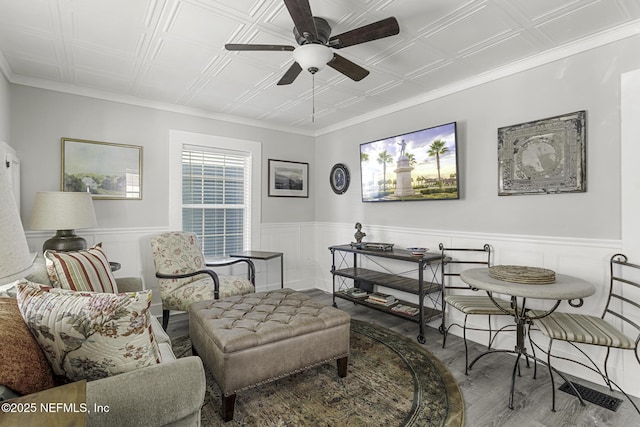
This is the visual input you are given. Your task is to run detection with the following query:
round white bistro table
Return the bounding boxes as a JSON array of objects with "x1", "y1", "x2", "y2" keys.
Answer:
[{"x1": 460, "y1": 268, "x2": 596, "y2": 410}]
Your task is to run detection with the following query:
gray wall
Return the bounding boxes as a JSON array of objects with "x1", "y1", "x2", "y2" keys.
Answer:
[
  {"x1": 315, "y1": 35, "x2": 640, "y2": 240},
  {"x1": 0, "y1": 72, "x2": 9, "y2": 142},
  {"x1": 9, "y1": 87, "x2": 315, "y2": 227},
  {"x1": 8, "y1": 34, "x2": 640, "y2": 241}
]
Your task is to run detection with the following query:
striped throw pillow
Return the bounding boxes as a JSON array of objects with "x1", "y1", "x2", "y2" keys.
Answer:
[{"x1": 44, "y1": 243, "x2": 118, "y2": 293}]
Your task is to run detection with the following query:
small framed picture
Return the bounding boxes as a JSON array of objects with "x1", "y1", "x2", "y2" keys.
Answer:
[
  {"x1": 62, "y1": 138, "x2": 142, "y2": 199},
  {"x1": 330, "y1": 163, "x2": 350, "y2": 194},
  {"x1": 268, "y1": 159, "x2": 309, "y2": 198}
]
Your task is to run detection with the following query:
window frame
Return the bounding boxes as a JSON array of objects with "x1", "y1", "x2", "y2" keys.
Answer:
[{"x1": 169, "y1": 130, "x2": 262, "y2": 256}]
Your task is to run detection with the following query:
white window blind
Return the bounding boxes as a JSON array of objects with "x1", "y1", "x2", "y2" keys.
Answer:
[{"x1": 182, "y1": 145, "x2": 251, "y2": 257}]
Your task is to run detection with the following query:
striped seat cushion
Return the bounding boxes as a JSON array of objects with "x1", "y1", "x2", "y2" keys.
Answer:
[
  {"x1": 445, "y1": 295, "x2": 513, "y2": 315},
  {"x1": 44, "y1": 243, "x2": 118, "y2": 293},
  {"x1": 530, "y1": 310, "x2": 634, "y2": 349}
]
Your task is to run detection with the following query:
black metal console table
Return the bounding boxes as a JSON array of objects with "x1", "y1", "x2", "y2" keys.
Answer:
[{"x1": 329, "y1": 244, "x2": 444, "y2": 343}]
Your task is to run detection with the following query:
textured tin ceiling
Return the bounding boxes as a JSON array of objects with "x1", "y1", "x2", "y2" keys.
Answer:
[{"x1": 0, "y1": 0, "x2": 638, "y2": 134}]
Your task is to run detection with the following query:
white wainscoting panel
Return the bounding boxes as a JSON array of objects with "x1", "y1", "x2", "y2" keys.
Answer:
[
  {"x1": 27, "y1": 222, "x2": 637, "y2": 397},
  {"x1": 314, "y1": 222, "x2": 628, "y2": 395},
  {"x1": 26, "y1": 227, "x2": 168, "y2": 314},
  {"x1": 26, "y1": 226, "x2": 298, "y2": 313},
  {"x1": 260, "y1": 222, "x2": 318, "y2": 292}
]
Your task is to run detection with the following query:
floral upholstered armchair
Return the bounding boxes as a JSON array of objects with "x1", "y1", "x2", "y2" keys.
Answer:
[{"x1": 150, "y1": 231, "x2": 255, "y2": 330}]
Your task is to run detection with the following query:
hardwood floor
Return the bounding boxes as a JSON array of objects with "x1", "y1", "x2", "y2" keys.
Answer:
[{"x1": 164, "y1": 289, "x2": 640, "y2": 426}]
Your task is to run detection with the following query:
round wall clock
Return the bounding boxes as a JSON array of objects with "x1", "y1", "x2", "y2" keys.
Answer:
[{"x1": 330, "y1": 163, "x2": 350, "y2": 194}]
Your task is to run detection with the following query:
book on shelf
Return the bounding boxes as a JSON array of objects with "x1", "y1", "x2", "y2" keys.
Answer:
[
  {"x1": 365, "y1": 297, "x2": 397, "y2": 307},
  {"x1": 342, "y1": 288, "x2": 368, "y2": 298},
  {"x1": 390, "y1": 304, "x2": 420, "y2": 316},
  {"x1": 366, "y1": 292, "x2": 396, "y2": 304}
]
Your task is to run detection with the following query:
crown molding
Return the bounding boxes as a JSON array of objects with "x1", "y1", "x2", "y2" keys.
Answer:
[
  {"x1": 0, "y1": 51, "x2": 12, "y2": 83},
  {"x1": 3, "y1": 20, "x2": 639, "y2": 139},
  {"x1": 314, "y1": 20, "x2": 640, "y2": 136},
  {"x1": 7, "y1": 73, "x2": 316, "y2": 137}
]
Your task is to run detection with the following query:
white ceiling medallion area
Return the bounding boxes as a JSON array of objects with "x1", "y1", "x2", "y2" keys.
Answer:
[{"x1": 0, "y1": 0, "x2": 639, "y2": 136}]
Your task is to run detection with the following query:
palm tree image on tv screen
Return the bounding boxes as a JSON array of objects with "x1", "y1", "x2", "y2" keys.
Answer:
[{"x1": 360, "y1": 122, "x2": 459, "y2": 202}]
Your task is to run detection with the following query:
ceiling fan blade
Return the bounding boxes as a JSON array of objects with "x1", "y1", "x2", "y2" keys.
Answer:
[
  {"x1": 277, "y1": 62, "x2": 303, "y2": 85},
  {"x1": 328, "y1": 17, "x2": 399, "y2": 49},
  {"x1": 283, "y1": 0, "x2": 317, "y2": 41},
  {"x1": 327, "y1": 54, "x2": 369, "y2": 82},
  {"x1": 225, "y1": 44, "x2": 295, "y2": 52}
]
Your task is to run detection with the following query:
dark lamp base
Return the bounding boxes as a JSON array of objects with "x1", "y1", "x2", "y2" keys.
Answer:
[{"x1": 42, "y1": 230, "x2": 87, "y2": 252}]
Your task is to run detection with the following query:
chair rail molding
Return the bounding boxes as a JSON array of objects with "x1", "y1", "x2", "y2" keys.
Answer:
[
  {"x1": 25, "y1": 222, "x2": 633, "y2": 397},
  {"x1": 313, "y1": 221, "x2": 626, "y2": 395}
]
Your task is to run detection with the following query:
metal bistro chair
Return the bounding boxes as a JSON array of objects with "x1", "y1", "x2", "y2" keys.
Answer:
[
  {"x1": 150, "y1": 231, "x2": 255, "y2": 330},
  {"x1": 440, "y1": 243, "x2": 515, "y2": 374},
  {"x1": 529, "y1": 253, "x2": 640, "y2": 413}
]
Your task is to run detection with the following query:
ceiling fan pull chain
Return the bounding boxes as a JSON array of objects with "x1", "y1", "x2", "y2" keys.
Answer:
[{"x1": 312, "y1": 73, "x2": 315, "y2": 123}]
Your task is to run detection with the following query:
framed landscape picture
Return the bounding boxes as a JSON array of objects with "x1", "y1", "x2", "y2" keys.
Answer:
[
  {"x1": 268, "y1": 159, "x2": 309, "y2": 198},
  {"x1": 498, "y1": 110, "x2": 586, "y2": 196},
  {"x1": 61, "y1": 138, "x2": 142, "y2": 199}
]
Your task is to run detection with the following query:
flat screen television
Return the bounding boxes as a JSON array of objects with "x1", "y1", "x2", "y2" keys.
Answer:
[{"x1": 360, "y1": 122, "x2": 459, "y2": 202}]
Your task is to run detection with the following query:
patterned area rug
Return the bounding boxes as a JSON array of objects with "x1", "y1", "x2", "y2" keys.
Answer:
[{"x1": 172, "y1": 319, "x2": 464, "y2": 426}]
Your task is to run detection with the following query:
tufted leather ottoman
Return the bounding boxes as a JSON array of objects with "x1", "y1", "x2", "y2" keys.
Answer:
[{"x1": 189, "y1": 288, "x2": 350, "y2": 421}]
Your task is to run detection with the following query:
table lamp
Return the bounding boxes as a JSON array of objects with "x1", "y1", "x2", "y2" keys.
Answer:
[
  {"x1": 0, "y1": 166, "x2": 34, "y2": 285},
  {"x1": 29, "y1": 191, "x2": 97, "y2": 252}
]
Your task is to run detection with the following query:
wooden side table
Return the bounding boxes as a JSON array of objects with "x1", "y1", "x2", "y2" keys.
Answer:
[
  {"x1": 1, "y1": 380, "x2": 87, "y2": 427},
  {"x1": 229, "y1": 251, "x2": 284, "y2": 288}
]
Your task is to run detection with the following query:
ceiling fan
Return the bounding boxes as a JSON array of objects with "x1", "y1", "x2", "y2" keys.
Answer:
[{"x1": 225, "y1": 0, "x2": 400, "y2": 85}]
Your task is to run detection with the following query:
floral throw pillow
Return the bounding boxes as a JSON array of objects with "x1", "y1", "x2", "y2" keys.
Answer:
[
  {"x1": 44, "y1": 243, "x2": 118, "y2": 293},
  {"x1": 16, "y1": 282, "x2": 161, "y2": 382}
]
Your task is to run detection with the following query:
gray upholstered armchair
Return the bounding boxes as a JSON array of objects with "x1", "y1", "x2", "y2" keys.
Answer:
[
  {"x1": 150, "y1": 231, "x2": 255, "y2": 330},
  {"x1": 1, "y1": 254, "x2": 206, "y2": 427}
]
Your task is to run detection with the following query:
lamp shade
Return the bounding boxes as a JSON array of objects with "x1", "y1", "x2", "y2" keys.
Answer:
[
  {"x1": 293, "y1": 44, "x2": 334, "y2": 73},
  {"x1": 30, "y1": 191, "x2": 97, "y2": 252},
  {"x1": 30, "y1": 191, "x2": 97, "y2": 231},
  {"x1": 0, "y1": 166, "x2": 34, "y2": 285}
]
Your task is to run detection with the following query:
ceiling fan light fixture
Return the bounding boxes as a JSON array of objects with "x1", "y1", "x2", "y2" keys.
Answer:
[{"x1": 293, "y1": 44, "x2": 333, "y2": 74}]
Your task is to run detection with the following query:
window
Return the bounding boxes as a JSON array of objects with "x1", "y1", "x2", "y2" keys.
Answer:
[
  {"x1": 181, "y1": 145, "x2": 251, "y2": 257},
  {"x1": 169, "y1": 130, "x2": 261, "y2": 257}
]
